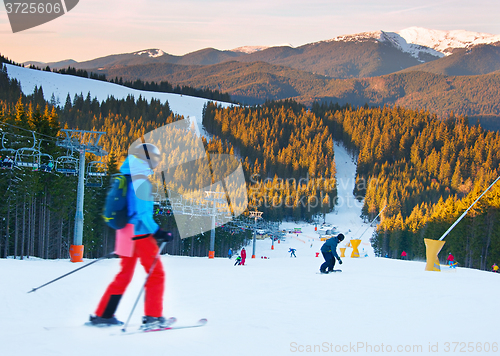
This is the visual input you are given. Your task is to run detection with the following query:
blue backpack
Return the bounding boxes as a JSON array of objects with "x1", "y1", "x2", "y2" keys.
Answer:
[{"x1": 102, "y1": 174, "x2": 132, "y2": 230}]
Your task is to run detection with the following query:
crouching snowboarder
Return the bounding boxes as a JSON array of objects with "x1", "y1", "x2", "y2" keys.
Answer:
[{"x1": 319, "y1": 233, "x2": 344, "y2": 273}]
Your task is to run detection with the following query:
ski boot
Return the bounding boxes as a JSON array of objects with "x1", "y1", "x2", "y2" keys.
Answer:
[
  {"x1": 140, "y1": 316, "x2": 176, "y2": 331},
  {"x1": 88, "y1": 315, "x2": 124, "y2": 326}
]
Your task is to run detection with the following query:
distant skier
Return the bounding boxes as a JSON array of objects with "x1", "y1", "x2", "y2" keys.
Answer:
[
  {"x1": 401, "y1": 251, "x2": 407, "y2": 260},
  {"x1": 228, "y1": 248, "x2": 233, "y2": 259},
  {"x1": 240, "y1": 248, "x2": 246, "y2": 266},
  {"x1": 234, "y1": 255, "x2": 242, "y2": 266},
  {"x1": 319, "y1": 233, "x2": 344, "y2": 273},
  {"x1": 492, "y1": 263, "x2": 499, "y2": 273},
  {"x1": 288, "y1": 248, "x2": 297, "y2": 258},
  {"x1": 447, "y1": 253, "x2": 456, "y2": 268}
]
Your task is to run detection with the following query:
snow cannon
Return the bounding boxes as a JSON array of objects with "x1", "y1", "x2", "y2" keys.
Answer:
[
  {"x1": 70, "y1": 245, "x2": 84, "y2": 263},
  {"x1": 424, "y1": 238, "x2": 446, "y2": 271},
  {"x1": 350, "y1": 239, "x2": 361, "y2": 258}
]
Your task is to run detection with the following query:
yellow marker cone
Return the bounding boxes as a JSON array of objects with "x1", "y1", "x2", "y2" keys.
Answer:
[
  {"x1": 350, "y1": 239, "x2": 361, "y2": 258},
  {"x1": 340, "y1": 247, "x2": 346, "y2": 257}
]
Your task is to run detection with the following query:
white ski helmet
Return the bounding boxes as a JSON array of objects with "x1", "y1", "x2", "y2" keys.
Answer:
[{"x1": 131, "y1": 143, "x2": 161, "y2": 169}]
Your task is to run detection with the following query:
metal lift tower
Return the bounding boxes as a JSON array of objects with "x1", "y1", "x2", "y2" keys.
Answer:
[{"x1": 57, "y1": 129, "x2": 107, "y2": 262}]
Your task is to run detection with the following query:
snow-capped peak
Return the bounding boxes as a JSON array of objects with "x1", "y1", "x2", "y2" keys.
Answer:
[
  {"x1": 326, "y1": 30, "x2": 443, "y2": 61},
  {"x1": 231, "y1": 46, "x2": 270, "y2": 54},
  {"x1": 133, "y1": 49, "x2": 166, "y2": 58},
  {"x1": 231, "y1": 44, "x2": 294, "y2": 54},
  {"x1": 326, "y1": 27, "x2": 500, "y2": 61},
  {"x1": 396, "y1": 27, "x2": 500, "y2": 54}
]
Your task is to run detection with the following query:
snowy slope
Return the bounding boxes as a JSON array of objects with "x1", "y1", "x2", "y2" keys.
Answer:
[
  {"x1": 2, "y1": 143, "x2": 499, "y2": 356},
  {"x1": 3, "y1": 66, "x2": 500, "y2": 356},
  {"x1": 4, "y1": 63, "x2": 232, "y2": 130}
]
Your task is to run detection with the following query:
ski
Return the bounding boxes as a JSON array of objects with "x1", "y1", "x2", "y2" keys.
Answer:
[{"x1": 115, "y1": 318, "x2": 207, "y2": 335}]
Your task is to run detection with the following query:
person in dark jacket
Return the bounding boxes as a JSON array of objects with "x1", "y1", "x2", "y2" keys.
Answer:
[
  {"x1": 90, "y1": 143, "x2": 173, "y2": 329},
  {"x1": 319, "y1": 233, "x2": 344, "y2": 273}
]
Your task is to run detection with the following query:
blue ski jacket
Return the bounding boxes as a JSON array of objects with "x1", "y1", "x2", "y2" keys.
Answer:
[
  {"x1": 120, "y1": 155, "x2": 159, "y2": 236},
  {"x1": 320, "y1": 236, "x2": 340, "y2": 259}
]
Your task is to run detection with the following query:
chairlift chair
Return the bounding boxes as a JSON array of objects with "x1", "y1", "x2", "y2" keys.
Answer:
[
  {"x1": 15, "y1": 148, "x2": 41, "y2": 169},
  {"x1": 85, "y1": 161, "x2": 107, "y2": 188},
  {"x1": 0, "y1": 131, "x2": 17, "y2": 162},
  {"x1": 55, "y1": 156, "x2": 79, "y2": 175},
  {"x1": 38, "y1": 153, "x2": 55, "y2": 172}
]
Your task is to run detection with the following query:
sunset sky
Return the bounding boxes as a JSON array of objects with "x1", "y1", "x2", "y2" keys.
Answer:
[{"x1": 1, "y1": 0, "x2": 499, "y2": 63}]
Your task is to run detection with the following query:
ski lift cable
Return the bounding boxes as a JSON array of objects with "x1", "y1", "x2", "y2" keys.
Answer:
[{"x1": 0, "y1": 119, "x2": 62, "y2": 144}]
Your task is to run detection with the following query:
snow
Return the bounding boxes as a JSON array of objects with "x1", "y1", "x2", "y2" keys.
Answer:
[
  {"x1": 327, "y1": 27, "x2": 500, "y2": 60},
  {"x1": 4, "y1": 63, "x2": 233, "y2": 132},
  {"x1": 398, "y1": 27, "x2": 500, "y2": 55},
  {"x1": 2, "y1": 142, "x2": 499, "y2": 356},
  {"x1": 231, "y1": 45, "x2": 270, "y2": 54},
  {"x1": 2, "y1": 66, "x2": 500, "y2": 356},
  {"x1": 133, "y1": 49, "x2": 166, "y2": 58}
]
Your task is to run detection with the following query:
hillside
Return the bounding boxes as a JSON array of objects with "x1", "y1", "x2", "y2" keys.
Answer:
[
  {"x1": 99, "y1": 60, "x2": 329, "y2": 104},
  {"x1": 16, "y1": 27, "x2": 500, "y2": 129},
  {"x1": 399, "y1": 44, "x2": 500, "y2": 76},
  {"x1": 100, "y1": 61, "x2": 500, "y2": 129}
]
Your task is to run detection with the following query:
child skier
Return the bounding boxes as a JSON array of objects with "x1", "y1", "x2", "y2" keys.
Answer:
[
  {"x1": 447, "y1": 253, "x2": 456, "y2": 268},
  {"x1": 234, "y1": 256, "x2": 242, "y2": 266},
  {"x1": 288, "y1": 248, "x2": 297, "y2": 257},
  {"x1": 492, "y1": 263, "x2": 499, "y2": 273}
]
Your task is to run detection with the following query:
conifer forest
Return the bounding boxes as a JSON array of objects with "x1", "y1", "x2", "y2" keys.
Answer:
[{"x1": 1, "y1": 63, "x2": 500, "y2": 270}]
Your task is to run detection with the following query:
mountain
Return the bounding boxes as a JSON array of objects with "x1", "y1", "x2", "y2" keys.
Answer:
[
  {"x1": 28, "y1": 27, "x2": 500, "y2": 79},
  {"x1": 20, "y1": 27, "x2": 500, "y2": 129},
  {"x1": 396, "y1": 27, "x2": 500, "y2": 55},
  {"x1": 25, "y1": 48, "x2": 244, "y2": 70},
  {"x1": 399, "y1": 43, "x2": 500, "y2": 76}
]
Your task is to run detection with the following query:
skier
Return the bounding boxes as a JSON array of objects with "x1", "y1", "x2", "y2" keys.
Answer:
[
  {"x1": 401, "y1": 250, "x2": 407, "y2": 260},
  {"x1": 447, "y1": 252, "x2": 456, "y2": 268},
  {"x1": 288, "y1": 248, "x2": 297, "y2": 257},
  {"x1": 234, "y1": 255, "x2": 242, "y2": 266},
  {"x1": 319, "y1": 233, "x2": 344, "y2": 273},
  {"x1": 240, "y1": 248, "x2": 246, "y2": 265},
  {"x1": 228, "y1": 248, "x2": 233, "y2": 259},
  {"x1": 89, "y1": 143, "x2": 173, "y2": 329},
  {"x1": 492, "y1": 263, "x2": 499, "y2": 273}
]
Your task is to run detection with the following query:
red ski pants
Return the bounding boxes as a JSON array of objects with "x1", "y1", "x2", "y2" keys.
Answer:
[{"x1": 95, "y1": 235, "x2": 165, "y2": 318}]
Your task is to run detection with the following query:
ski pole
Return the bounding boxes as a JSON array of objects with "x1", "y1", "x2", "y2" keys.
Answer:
[
  {"x1": 122, "y1": 241, "x2": 167, "y2": 332},
  {"x1": 27, "y1": 251, "x2": 116, "y2": 294}
]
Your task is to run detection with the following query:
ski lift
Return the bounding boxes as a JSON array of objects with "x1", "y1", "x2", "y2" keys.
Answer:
[
  {"x1": 1, "y1": 131, "x2": 17, "y2": 156},
  {"x1": 86, "y1": 161, "x2": 107, "y2": 177},
  {"x1": 0, "y1": 131, "x2": 18, "y2": 168},
  {"x1": 55, "y1": 156, "x2": 79, "y2": 175},
  {"x1": 85, "y1": 160, "x2": 107, "y2": 187},
  {"x1": 15, "y1": 148, "x2": 41, "y2": 169},
  {"x1": 152, "y1": 184, "x2": 163, "y2": 205},
  {"x1": 38, "y1": 153, "x2": 55, "y2": 172}
]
